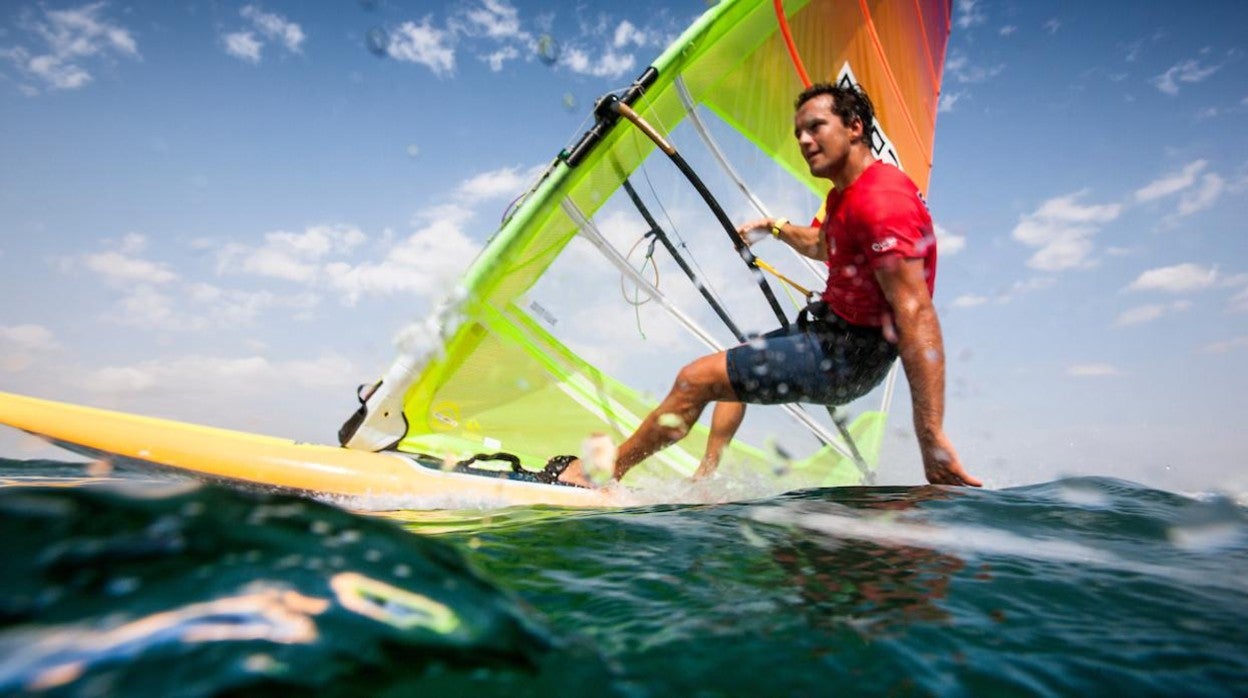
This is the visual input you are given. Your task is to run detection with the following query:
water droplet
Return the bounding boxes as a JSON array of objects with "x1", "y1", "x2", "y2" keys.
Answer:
[
  {"x1": 657, "y1": 412, "x2": 685, "y2": 430},
  {"x1": 580, "y1": 433, "x2": 616, "y2": 486},
  {"x1": 366, "y1": 27, "x2": 389, "y2": 57},
  {"x1": 244, "y1": 653, "x2": 282, "y2": 675},
  {"x1": 536, "y1": 34, "x2": 560, "y2": 66},
  {"x1": 106, "y1": 577, "x2": 141, "y2": 596},
  {"x1": 394, "y1": 564, "x2": 411, "y2": 578},
  {"x1": 562, "y1": 92, "x2": 577, "y2": 112},
  {"x1": 406, "y1": 144, "x2": 420, "y2": 158}
]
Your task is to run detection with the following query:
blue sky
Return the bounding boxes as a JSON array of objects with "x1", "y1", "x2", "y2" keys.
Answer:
[{"x1": 0, "y1": 1, "x2": 1245, "y2": 495}]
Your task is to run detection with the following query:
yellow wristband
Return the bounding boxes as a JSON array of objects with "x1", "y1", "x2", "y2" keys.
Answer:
[{"x1": 770, "y1": 217, "x2": 788, "y2": 238}]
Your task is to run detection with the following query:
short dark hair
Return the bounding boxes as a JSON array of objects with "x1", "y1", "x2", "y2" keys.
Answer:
[{"x1": 795, "y1": 83, "x2": 875, "y2": 142}]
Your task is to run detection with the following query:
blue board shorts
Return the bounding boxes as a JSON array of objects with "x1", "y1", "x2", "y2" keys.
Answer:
[{"x1": 725, "y1": 306, "x2": 897, "y2": 406}]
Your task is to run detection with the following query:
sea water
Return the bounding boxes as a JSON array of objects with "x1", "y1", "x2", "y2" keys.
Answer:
[{"x1": 1, "y1": 457, "x2": 1245, "y2": 696}]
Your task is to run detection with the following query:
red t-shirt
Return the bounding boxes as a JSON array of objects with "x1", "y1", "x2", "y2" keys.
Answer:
[{"x1": 818, "y1": 161, "x2": 937, "y2": 327}]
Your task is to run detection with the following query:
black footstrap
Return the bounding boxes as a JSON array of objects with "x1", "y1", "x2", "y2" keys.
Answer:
[{"x1": 451, "y1": 452, "x2": 583, "y2": 487}]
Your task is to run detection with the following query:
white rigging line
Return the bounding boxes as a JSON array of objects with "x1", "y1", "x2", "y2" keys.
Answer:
[
  {"x1": 674, "y1": 77, "x2": 827, "y2": 283},
  {"x1": 561, "y1": 197, "x2": 859, "y2": 464}
]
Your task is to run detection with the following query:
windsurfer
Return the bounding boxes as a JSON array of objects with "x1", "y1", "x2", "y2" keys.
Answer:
[{"x1": 561, "y1": 83, "x2": 980, "y2": 488}]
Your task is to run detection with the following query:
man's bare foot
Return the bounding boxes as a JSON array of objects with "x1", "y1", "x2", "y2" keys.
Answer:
[{"x1": 557, "y1": 459, "x2": 593, "y2": 488}]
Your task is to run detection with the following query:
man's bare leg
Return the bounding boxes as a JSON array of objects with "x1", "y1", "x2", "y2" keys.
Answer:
[
  {"x1": 692, "y1": 402, "x2": 745, "y2": 480},
  {"x1": 559, "y1": 351, "x2": 736, "y2": 486}
]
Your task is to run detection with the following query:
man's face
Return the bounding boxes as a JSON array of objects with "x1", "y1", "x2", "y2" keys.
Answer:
[{"x1": 793, "y1": 94, "x2": 862, "y2": 179}]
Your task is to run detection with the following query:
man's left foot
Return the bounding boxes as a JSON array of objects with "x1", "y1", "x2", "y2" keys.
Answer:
[{"x1": 556, "y1": 458, "x2": 593, "y2": 488}]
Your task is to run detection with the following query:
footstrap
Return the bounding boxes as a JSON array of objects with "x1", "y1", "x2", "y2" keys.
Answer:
[{"x1": 452, "y1": 452, "x2": 583, "y2": 487}]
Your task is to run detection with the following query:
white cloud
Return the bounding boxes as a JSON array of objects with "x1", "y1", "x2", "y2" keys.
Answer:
[
  {"x1": 241, "y1": 5, "x2": 305, "y2": 54},
  {"x1": 3, "y1": 2, "x2": 139, "y2": 93},
  {"x1": 945, "y1": 53, "x2": 1006, "y2": 84},
  {"x1": 459, "y1": 0, "x2": 523, "y2": 40},
  {"x1": 562, "y1": 45, "x2": 635, "y2": 79},
  {"x1": 323, "y1": 222, "x2": 479, "y2": 305},
  {"x1": 613, "y1": 20, "x2": 647, "y2": 49},
  {"x1": 112, "y1": 284, "x2": 178, "y2": 329},
  {"x1": 218, "y1": 225, "x2": 367, "y2": 283},
  {"x1": 1228, "y1": 286, "x2": 1248, "y2": 313},
  {"x1": 938, "y1": 91, "x2": 963, "y2": 113},
  {"x1": 952, "y1": 295, "x2": 988, "y2": 308},
  {"x1": 999, "y1": 25, "x2": 1017, "y2": 37},
  {"x1": 223, "y1": 31, "x2": 262, "y2": 64},
  {"x1": 955, "y1": 0, "x2": 986, "y2": 29},
  {"x1": 1126, "y1": 263, "x2": 1218, "y2": 293},
  {"x1": 1113, "y1": 301, "x2": 1192, "y2": 327},
  {"x1": 1012, "y1": 191, "x2": 1122, "y2": 271},
  {"x1": 935, "y1": 223, "x2": 966, "y2": 255},
  {"x1": 455, "y1": 164, "x2": 545, "y2": 202},
  {"x1": 0, "y1": 324, "x2": 61, "y2": 372},
  {"x1": 1177, "y1": 173, "x2": 1224, "y2": 216},
  {"x1": 82, "y1": 353, "x2": 355, "y2": 396},
  {"x1": 76, "y1": 235, "x2": 177, "y2": 286},
  {"x1": 1042, "y1": 19, "x2": 1061, "y2": 35},
  {"x1": 1067, "y1": 363, "x2": 1120, "y2": 377},
  {"x1": 481, "y1": 45, "x2": 519, "y2": 71},
  {"x1": 1202, "y1": 336, "x2": 1248, "y2": 354},
  {"x1": 1134, "y1": 160, "x2": 1208, "y2": 202},
  {"x1": 222, "y1": 6, "x2": 305, "y2": 63},
  {"x1": 388, "y1": 19, "x2": 455, "y2": 76},
  {"x1": 1154, "y1": 58, "x2": 1220, "y2": 96}
]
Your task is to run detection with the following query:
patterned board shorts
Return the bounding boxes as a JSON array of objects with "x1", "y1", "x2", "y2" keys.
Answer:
[{"x1": 725, "y1": 309, "x2": 897, "y2": 406}]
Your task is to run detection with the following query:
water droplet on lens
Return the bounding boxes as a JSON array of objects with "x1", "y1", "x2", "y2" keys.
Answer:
[
  {"x1": 366, "y1": 27, "x2": 389, "y2": 57},
  {"x1": 562, "y1": 92, "x2": 577, "y2": 112},
  {"x1": 107, "y1": 577, "x2": 141, "y2": 596},
  {"x1": 536, "y1": 34, "x2": 561, "y2": 65}
]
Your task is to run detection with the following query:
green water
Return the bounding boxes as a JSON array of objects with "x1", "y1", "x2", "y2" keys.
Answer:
[{"x1": 1, "y1": 460, "x2": 1245, "y2": 696}]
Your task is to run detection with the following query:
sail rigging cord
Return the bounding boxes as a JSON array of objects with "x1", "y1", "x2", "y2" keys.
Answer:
[
  {"x1": 673, "y1": 78, "x2": 827, "y2": 286},
  {"x1": 608, "y1": 97, "x2": 791, "y2": 331},
  {"x1": 622, "y1": 178, "x2": 745, "y2": 342},
  {"x1": 773, "y1": 0, "x2": 813, "y2": 89}
]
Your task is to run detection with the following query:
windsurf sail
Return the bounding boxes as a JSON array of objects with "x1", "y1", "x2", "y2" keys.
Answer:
[{"x1": 340, "y1": 0, "x2": 952, "y2": 489}]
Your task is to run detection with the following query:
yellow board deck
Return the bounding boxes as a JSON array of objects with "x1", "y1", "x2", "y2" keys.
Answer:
[{"x1": 0, "y1": 391, "x2": 631, "y2": 508}]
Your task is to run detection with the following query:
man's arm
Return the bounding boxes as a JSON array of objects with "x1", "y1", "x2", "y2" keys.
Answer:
[
  {"x1": 736, "y1": 217, "x2": 825, "y2": 260},
  {"x1": 874, "y1": 258, "x2": 982, "y2": 487}
]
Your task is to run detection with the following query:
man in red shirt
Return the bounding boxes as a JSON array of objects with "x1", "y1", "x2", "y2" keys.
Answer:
[{"x1": 563, "y1": 83, "x2": 980, "y2": 488}]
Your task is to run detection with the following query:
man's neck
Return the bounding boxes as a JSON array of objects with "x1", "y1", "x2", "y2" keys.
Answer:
[{"x1": 830, "y1": 148, "x2": 876, "y2": 191}]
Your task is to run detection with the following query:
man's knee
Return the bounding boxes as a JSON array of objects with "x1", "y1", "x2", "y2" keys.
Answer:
[{"x1": 672, "y1": 354, "x2": 730, "y2": 402}]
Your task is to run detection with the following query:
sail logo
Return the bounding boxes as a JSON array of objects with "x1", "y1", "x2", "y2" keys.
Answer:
[{"x1": 836, "y1": 62, "x2": 903, "y2": 171}]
